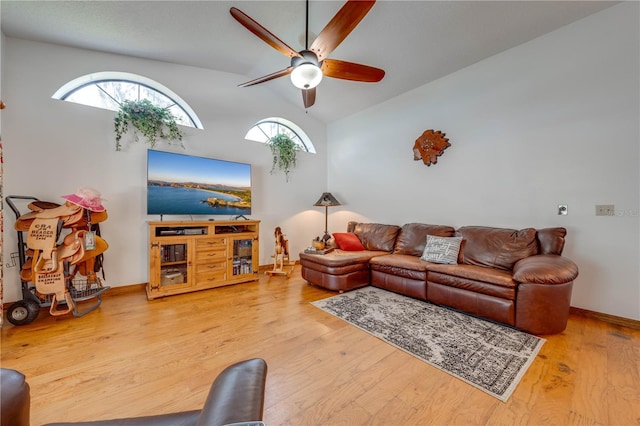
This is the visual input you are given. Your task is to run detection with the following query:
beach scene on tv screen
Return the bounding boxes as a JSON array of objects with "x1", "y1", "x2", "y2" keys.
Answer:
[{"x1": 147, "y1": 150, "x2": 251, "y2": 215}]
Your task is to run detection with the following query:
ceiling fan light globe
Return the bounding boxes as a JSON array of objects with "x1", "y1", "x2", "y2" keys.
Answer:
[{"x1": 290, "y1": 63, "x2": 323, "y2": 89}]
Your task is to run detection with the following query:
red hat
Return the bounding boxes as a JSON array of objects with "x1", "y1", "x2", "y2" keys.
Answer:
[{"x1": 62, "y1": 187, "x2": 106, "y2": 212}]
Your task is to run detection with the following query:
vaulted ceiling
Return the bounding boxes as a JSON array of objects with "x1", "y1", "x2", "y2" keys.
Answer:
[{"x1": 1, "y1": 1, "x2": 616, "y2": 124}]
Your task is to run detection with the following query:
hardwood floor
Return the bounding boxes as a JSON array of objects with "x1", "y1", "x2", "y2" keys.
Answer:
[{"x1": 2, "y1": 267, "x2": 639, "y2": 425}]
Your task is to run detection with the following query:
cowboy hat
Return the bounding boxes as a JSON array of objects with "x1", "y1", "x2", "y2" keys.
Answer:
[{"x1": 61, "y1": 187, "x2": 106, "y2": 212}]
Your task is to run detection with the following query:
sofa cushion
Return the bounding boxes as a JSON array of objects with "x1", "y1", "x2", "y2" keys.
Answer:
[
  {"x1": 370, "y1": 254, "x2": 430, "y2": 272},
  {"x1": 456, "y1": 226, "x2": 538, "y2": 271},
  {"x1": 370, "y1": 254, "x2": 429, "y2": 280},
  {"x1": 427, "y1": 263, "x2": 517, "y2": 301},
  {"x1": 420, "y1": 235, "x2": 462, "y2": 264},
  {"x1": 536, "y1": 228, "x2": 566, "y2": 255},
  {"x1": 332, "y1": 232, "x2": 365, "y2": 251},
  {"x1": 352, "y1": 223, "x2": 401, "y2": 252},
  {"x1": 428, "y1": 273, "x2": 517, "y2": 301},
  {"x1": 393, "y1": 223, "x2": 456, "y2": 256},
  {"x1": 299, "y1": 249, "x2": 387, "y2": 269},
  {"x1": 426, "y1": 263, "x2": 516, "y2": 289}
]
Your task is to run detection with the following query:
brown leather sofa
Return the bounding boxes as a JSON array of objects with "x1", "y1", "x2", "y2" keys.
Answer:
[
  {"x1": 300, "y1": 222, "x2": 579, "y2": 335},
  {"x1": 1, "y1": 358, "x2": 267, "y2": 426}
]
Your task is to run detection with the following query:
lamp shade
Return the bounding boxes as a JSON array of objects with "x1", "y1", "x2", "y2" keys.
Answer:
[
  {"x1": 291, "y1": 63, "x2": 323, "y2": 90},
  {"x1": 314, "y1": 192, "x2": 341, "y2": 207}
]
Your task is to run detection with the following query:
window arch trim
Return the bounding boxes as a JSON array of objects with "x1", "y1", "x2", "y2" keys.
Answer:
[
  {"x1": 52, "y1": 71, "x2": 203, "y2": 129},
  {"x1": 244, "y1": 117, "x2": 316, "y2": 154}
]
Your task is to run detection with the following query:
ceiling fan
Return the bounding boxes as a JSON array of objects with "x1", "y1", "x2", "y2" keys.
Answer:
[{"x1": 230, "y1": 0, "x2": 385, "y2": 109}]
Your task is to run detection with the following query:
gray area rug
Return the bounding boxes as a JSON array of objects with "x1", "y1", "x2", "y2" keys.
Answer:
[{"x1": 312, "y1": 287, "x2": 544, "y2": 401}]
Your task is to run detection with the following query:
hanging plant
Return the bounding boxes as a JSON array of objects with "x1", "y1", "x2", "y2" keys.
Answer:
[
  {"x1": 267, "y1": 133, "x2": 299, "y2": 182},
  {"x1": 114, "y1": 99, "x2": 183, "y2": 151}
]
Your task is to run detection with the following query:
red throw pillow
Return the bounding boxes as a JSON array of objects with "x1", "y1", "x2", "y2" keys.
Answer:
[{"x1": 333, "y1": 232, "x2": 365, "y2": 251}]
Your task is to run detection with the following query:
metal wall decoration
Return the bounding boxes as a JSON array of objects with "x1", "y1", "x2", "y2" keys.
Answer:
[{"x1": 413, "y1": 129, "x2": 450, "y2": 166}]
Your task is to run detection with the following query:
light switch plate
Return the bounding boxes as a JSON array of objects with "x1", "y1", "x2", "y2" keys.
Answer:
[{"x1": 595, "y1": 204, "x2": 615, "y2": 216}]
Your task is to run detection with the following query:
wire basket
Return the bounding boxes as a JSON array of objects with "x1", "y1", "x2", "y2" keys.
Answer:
[
  {"x1": 69, "y1": 276, "x2": 108, "y2": 302},
  {"x1": 30, "y1": 276, "x2": 108, "y2": 305}
]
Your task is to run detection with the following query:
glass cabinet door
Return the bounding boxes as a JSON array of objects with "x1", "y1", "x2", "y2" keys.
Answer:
[
  {"x1": 232, "y1": 238, "x2": 253, "y2": 277},
  {"x1": 159, "y1": 242, "x2": 188, "y2": 288}
]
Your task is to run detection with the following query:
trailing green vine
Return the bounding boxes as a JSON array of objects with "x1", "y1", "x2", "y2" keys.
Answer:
[
  {"x1": 114, "y1": 99, "x2": 183, "y2": 151},
  {"x1": 267, "y1": 133, "x2": 299, "y2": 182}
]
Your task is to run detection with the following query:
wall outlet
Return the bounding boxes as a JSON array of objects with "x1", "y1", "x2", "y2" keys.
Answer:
[
  {"x1": 595, "y1": 204, "x2": 615, "y2": 216},
  {"x1": 558, "y1": 204, "x2": 568, "y2": 215}
]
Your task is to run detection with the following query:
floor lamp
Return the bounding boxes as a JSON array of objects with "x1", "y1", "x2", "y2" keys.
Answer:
[{"x1": 314, "y1": 192, "x2": 341, "y2": 243}]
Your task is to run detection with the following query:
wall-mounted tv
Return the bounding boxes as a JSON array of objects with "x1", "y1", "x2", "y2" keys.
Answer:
[{"x1": 147, "y1": 149, "x2": 251, "y2": 216}]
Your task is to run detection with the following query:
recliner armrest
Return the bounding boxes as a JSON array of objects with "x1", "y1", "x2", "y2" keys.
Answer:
[
  {"x1": 42, "y1": 359, "x2": 267, "y2": 426},
  {"x1": 513, "y1": 254, "x2": 578, "y2": 284},
  {"x1": 197, "y1": 358, "x2": 267, "y2": 426},
  {"x1": 1, "y1": 368, "x2": 31, "y2": 426}
]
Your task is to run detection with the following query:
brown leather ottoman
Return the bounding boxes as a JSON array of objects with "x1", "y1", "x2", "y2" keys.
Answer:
[{"x1": 299, "y1": 249, "x2": 388, "y2": 292}]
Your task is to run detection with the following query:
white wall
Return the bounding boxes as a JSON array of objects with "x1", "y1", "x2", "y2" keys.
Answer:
[
  {"x1": 328, "y1": 3, "x2": 640, "y2": 320},
  {"x1": 1, "y1": 38, "x2": 329, "y2": 302},
  {"x1": 1, "y1": 32, "x2": 4, "y2": 317}
]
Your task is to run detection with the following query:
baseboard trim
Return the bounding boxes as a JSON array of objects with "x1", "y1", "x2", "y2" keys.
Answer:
[
  {"x1": 570, "y1": 306, "x2": 640, "y2": 330},
  {"x1": 104, "y1": 283, "x2": 147, "y2": 296}
]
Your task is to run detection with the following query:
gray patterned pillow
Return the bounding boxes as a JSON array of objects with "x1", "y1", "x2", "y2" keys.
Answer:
[{"x1": 420, "y1": 235, "x2": 463, "y2": 264}]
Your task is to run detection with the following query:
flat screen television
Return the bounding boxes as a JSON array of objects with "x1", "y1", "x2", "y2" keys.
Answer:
[{"x1": 147, "y1": 149, "x2": 251, "y2": 216}]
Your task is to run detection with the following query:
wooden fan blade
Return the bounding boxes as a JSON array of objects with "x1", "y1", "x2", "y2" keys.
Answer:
[
  {"x1": 322, "y1": 59, "x2": 385, "y2": 82},
  {"x1": 302, "y1": 88, "x2": 316, "y2": 108},
  {"x1": 230, "y1": 7, "x2": 301, "y2": 58},
  {"x1": 309, "y1": 0, "x2": 376, "y2": 61},
  {"x1": 239, "y1": 67, "x2": 294, "y2": 87}
]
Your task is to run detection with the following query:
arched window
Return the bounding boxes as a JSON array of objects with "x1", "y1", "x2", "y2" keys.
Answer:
[
  {"x1": 244, "y1": 117, "x2": 316, "y2": 153},
  {"x1": 52, "y1": 71, "x2": 203, "y2": 129}
]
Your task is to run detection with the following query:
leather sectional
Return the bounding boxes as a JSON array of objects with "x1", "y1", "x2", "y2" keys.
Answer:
[{"x1": 300, "y1": 222, "x2": 579, "y2": 335}]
